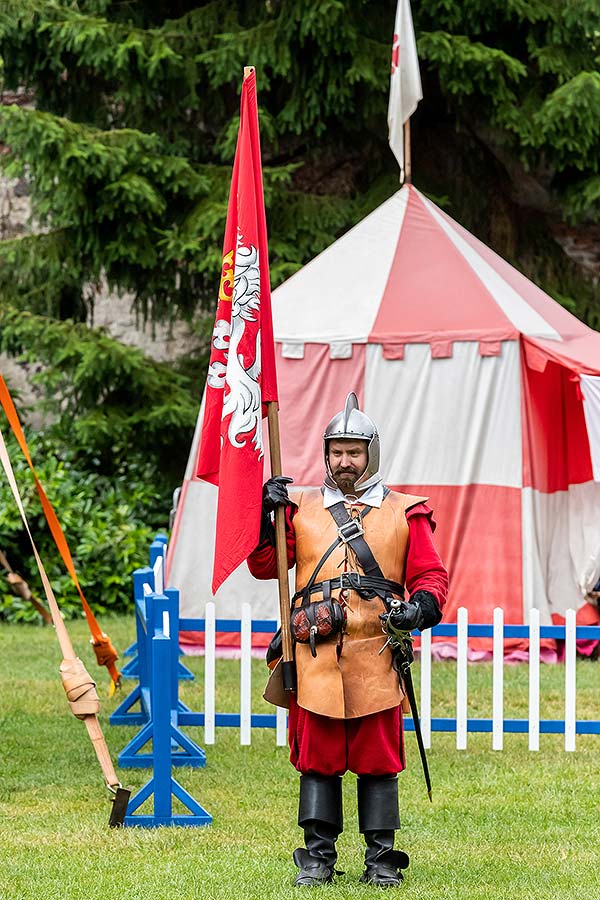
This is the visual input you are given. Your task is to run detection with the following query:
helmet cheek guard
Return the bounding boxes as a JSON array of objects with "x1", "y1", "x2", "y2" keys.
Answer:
[{"x1": 323, "y1": 392, "x2": 382, "y2": 492}]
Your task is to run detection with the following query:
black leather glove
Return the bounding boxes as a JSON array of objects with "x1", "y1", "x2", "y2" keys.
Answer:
[
  {"x1": 262, "y1": 476, "x2": 293, "y2": 514},
  {"x1": 410, "y1": 590, "x2": 442, "y2": 630},
  {"x1": 259, "y1": 476, "x2": 294, "y2": 546},
  {"x1": 386, "y1": 599, "x2": 423, "y2": 634},
  {"x1": 386, "y1": 590, "x2": 442, "y2": 635}
]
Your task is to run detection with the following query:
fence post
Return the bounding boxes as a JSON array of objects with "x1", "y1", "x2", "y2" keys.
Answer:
[
  {"x1": 564, "y1": 608, "x2": 576, "y2": 752},
  {"x1": 204, "y1": 601, "x2": 216, "y2": 745},
  {"x1": 110, "y1": 567, "x2": 154, "y2": 724},
  {"x1": 149, "y1": 535, "x2": 167, "y2": 569},
  {"x1": 240, "y1": 602, "x2": 252, "y2": 746},
  {"x1": 117, "y1": 590, "x2": 206, "y2": 769},
  {"x1": 276, "y1": 706, "x2": 287, "y2": 747},
  {"x1": 528, "y1": 608, "x2": 540, "y2": 751},
  {"x1": 420, "y1": 627, "x2": 432, "y2": 750},
  {"x1": 492, "y1": 607, "x2": 504, "y2": 751},
  {"x1": 456, "y1": 607, "x2": 468, "y2": 750},
  {"x1": 123, "y1": 625, "x2": 212, "y2": 828}
]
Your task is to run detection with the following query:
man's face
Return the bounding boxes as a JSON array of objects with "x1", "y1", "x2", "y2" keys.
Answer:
[{"x1": 327, "y1": 438, "x2": 369, "y2": 494}]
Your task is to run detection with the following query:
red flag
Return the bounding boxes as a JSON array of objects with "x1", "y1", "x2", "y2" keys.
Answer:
[{"x1": 196, "y1": 68, "x2": 278, "y2": 593}]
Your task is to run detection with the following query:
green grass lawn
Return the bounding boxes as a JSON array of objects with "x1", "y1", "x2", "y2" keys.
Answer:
[{"x1": 1, "y1": 616, "x2": 599, "y2": 900}]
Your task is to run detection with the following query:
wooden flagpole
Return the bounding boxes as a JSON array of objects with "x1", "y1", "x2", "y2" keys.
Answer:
[
  {"x1": 243, "y1": 65, "x2": 295, "y2": 692},
  {"x1": 403, "y1": 119, "x2": 412, "y2": 185},
  {"x1": 266, "y1": 401, "x2": 296, "y2": 692}
]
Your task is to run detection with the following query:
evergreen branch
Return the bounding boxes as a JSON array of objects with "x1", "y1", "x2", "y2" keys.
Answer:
[
  {"x1": 534, "y1": 71, "x2": 600, "y2": 169},
  {"x1": 0, "y1": 305, "x2": 199, "y2": 458},
  {"x1": 564, "y1": 175, "x2": 600, "y2": 223},
  {"x1": 418, "y1": 31, "x2": 526, "y2": 105}
]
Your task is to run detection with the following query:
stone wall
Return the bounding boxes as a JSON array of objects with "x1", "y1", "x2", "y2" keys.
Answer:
[
  {"x1": 0, "y1": 158, "x2": 199, "y2": 419},
  {"x1": 552, "y1": 223, "x2": 600, "y2": 281},
  {"x1": 89, "y1": 285, "x2": 199, "y2": 363}
]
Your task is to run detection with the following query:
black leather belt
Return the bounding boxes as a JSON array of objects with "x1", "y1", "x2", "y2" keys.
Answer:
[{"x1": 293, "y1": 572, "x2": 405, "y2": 604}]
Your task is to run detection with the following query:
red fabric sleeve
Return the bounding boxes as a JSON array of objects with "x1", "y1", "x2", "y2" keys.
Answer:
[
  {"x1": 246, "y1": 504, "x2": 297, "y2": 579},
  {"x1": 405, "y1": 503, "x2": 448, "y2": 611}
]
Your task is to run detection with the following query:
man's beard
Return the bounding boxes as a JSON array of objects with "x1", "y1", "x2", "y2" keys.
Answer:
[{"x1": 332, "y1": 468, "x2": 360, "y2": 492}]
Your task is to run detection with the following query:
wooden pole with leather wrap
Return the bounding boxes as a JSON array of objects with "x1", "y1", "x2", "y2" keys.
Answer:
[
  {"x1": 0, "y1": 422, "x2": 130, "y2": 826},
  {"x1": 266, "y1": 400, "x2": 296, "y2": 692},
  {"x1": 0, "y1": 376, "x2": 121, "y2": 691}
]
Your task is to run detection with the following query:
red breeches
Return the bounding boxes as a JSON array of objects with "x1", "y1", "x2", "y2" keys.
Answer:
[{"x1": 288, "y1": 696, "x2": 405, "y2": 776}]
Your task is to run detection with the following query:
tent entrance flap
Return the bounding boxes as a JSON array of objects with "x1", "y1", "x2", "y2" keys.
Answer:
[{"x1": 580, "y1": 375, "x2": 600, "y2": 483}]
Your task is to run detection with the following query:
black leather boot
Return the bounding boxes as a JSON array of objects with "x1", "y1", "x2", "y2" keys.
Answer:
[
  {"x1": 293, "y1": 774, "x2": 343, "y2": 886},
  {"x1": 357, "y1": 775, "x2": 409, "y2": 887}
]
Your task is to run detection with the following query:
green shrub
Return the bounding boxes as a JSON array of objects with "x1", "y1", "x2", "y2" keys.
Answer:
[{"x1": 0, "y1": 432, "x2": 167, "y2": 622}]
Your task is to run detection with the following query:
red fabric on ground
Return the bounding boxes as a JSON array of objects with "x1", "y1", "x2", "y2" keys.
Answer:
[
  {"x1": 288, "y1": 695, "x2": 404, "y2": 776},
  {"x1": 576, "y1": 603, "x2": 600, "y2": 658}
]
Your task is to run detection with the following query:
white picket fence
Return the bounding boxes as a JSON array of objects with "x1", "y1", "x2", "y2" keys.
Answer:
[{"x1": 185, "y1": 603, "x2": 600, "y2": 753}]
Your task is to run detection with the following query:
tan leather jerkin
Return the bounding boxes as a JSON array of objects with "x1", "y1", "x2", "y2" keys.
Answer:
[{"x1": 291, "y1": 488, "x2": 427, "y2": 719}]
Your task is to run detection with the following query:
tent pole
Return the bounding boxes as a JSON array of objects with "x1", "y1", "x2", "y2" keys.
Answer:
[
  {"x1": 266, "y1": 401, "x2": 296, "y2": 692},
  {"x1": 403, "y1": 119, "x2": 412, "y2": 185}
]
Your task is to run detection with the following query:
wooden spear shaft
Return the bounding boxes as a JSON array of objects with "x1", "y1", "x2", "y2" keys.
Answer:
[
  {"x1": 33, "y1": 547, "x2": 121, "y2": 788},
  {"x1": 403, "y1": 119, "x2": 412, "y2": 185},
  {"x1": 266, "y1": 401, "x2": 296, "y2": 692},
  {"x1": 0, "y1": 429, "x2": 121, "y2": 789}
]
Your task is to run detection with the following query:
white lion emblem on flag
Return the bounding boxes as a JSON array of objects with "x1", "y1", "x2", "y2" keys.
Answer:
[{"x1": 221, "y1": 236, "x2": 263, "y2": 457}]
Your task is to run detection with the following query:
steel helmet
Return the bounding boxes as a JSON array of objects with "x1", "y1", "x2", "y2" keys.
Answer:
[{"x1": 323, "y1": 392, "x2": 381, "y2": 491}]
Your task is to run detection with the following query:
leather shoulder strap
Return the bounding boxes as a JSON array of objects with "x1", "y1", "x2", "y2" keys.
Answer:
[
  {"x1": 301, "y1": 500, "x2": 378, "y2": 600},
  {"x1": 327, "y1": 498, "x2": 385, "y2": 578}
]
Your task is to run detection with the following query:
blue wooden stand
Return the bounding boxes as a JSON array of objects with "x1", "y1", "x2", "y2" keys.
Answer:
[
  {"x1": 123, "y1": 632, "x2": 211, "y2": 827},
  {"x1": 116, "y1": 539, "x2": 194, "y2": 684},
  {"x1": 117, "y1": 587, "x2": 205, "y2": 768}
]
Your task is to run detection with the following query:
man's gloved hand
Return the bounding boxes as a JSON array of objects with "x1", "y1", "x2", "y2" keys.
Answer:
[
  {"x1": 384, "y1": 590, "x2": 442, "y2": 636},
  {"x1": 386, "y1": 599, "x2": 423, "y2": 635},
  {"x1": 262, "y1": 476, "x2": 293, "y2": 514}
]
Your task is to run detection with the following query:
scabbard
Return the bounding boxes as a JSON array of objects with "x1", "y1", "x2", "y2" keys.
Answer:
[{"x1": 402, "y1": 664, "x2": 433, "y2": 802}]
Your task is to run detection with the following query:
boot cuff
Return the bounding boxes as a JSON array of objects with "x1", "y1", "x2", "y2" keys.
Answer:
[
  {"x1": 298, "y1": 774, "x2": 343, "y2": 829},
  {"x1": 357, "y1": 775, "x2": 400, "y2": 832}
]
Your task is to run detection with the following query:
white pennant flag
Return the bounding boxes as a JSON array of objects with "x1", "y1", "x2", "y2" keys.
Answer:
[{"x1": 388, "y1": 0, "x2": 422, "y2": 180}]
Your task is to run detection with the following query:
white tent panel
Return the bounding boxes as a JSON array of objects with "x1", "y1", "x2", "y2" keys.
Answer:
[
  {"x1": 366, "y1": 340, "x2": 522, "y2": 487},
  {"x1": 271, "y1": 190, "x2": 408, "y2": 344},
  {"x1": 580, "y1": 374, "x2": 600, "y2": 482},
  {"x1": 521, "y1": 487, "x2": 548, "y2": 622},
  {"x1": 183, "y1": 396, "x2": 204, "y2": 480}
]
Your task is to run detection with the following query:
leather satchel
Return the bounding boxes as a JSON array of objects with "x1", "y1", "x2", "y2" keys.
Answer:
[{"x1": 290, "y1": 596, "x2": 347, "y2": 658}]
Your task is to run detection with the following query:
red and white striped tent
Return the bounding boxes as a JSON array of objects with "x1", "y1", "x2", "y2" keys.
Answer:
[{"x1": 167, "y1": 184, "x2": 600, "y2": 653}]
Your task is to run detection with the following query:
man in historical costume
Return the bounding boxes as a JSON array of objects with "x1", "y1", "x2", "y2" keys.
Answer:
[{"x1": 248, "y1": 393, "x2": 448, "y2": 887}]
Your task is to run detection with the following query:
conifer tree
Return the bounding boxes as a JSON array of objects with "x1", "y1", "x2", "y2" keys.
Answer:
[
  {"x1": 0, "y1": 0, "x2": 597, "y2": 326},
  {"x1": 0, "y1": 0, "x2": 599, "y2": 438}
]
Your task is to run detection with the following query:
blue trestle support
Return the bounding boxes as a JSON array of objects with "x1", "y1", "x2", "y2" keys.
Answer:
[
  {"x1": 116, "y1": 586, "x2": 206, "y2": 769},
  {"x1": 110, "y1": 567, "x2": 154, "y2": 725},
  {"x1": 123, "y1": 640, "x2": 137, "y2": 658},
  {"x1": 148, "y1": 534, "x2": 194, "y2": 679},
  {"x1": 117, "y1": 538, "x2": 195, "y2": 684},
  {"x1": 123, "y1": 626, "x2": 211, "y2": 828}
]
